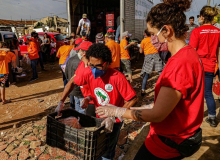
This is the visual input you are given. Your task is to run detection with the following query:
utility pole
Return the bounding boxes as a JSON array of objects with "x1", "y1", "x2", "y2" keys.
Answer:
[
  {"x1": 120, "y1": 0, "x2": 125, "y2": 38},
  {"x1": 66, "y1": 0, "x2": 71, "y2": 36},
  {"x1": 208, "y1": 0, "x2": 211, "y2": 6}
]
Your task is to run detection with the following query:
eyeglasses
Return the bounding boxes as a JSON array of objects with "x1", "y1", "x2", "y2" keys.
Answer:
[{"x1": 88, "y1": 62, "x2": 106, "y2": 70}]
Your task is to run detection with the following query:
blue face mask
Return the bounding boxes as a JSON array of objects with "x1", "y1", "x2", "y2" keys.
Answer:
[{"x1": 91, "y1": 67, "x2": 105, "y2": 79}]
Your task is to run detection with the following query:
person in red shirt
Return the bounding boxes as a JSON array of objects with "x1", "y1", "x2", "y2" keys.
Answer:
[
  {"x1": 189, "y1": 6, "x2": 220, "y2": 127},
  {"x1": 25, "y1": 38, "x2": 39, "y2": 82},
  {"x1": 55, "y1": 43, "x2": 137, "y2": 160},
  {"x1": 97, "y1": 0, "x2": 204, "y2": 159}
]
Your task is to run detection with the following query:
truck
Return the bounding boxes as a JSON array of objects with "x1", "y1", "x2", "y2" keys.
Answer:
[{"x1": 66, "y1": 0, "x2": 154, "y2": 42}]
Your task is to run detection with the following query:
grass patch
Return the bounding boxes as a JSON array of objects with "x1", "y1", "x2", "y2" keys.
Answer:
[{"x1": 24, "y1": 141, "x2": 31, "y2": 145}]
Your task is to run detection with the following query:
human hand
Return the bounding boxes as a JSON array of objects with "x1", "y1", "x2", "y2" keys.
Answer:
[
  {"x1": 55, "y1": 101, "x2": 65, "y2": 116},
  {"x1": 101, "y1": 117, "x2": 115, "y2": 133},
  {"x1": 130, "y1": 103, "x2": 154, "y2": 110},
  {"x1": 96, "y1": 104, "x2": 127, "y2": 119},
  {"x1": 81, "y1": 97, "x2": 90, "y2": 109},
  {"x1": 130, "y1": 42, "x2": 136, "y2": 45},
  {"x1": 214, "y1": 76, "x2": 219, "y2": 83}
]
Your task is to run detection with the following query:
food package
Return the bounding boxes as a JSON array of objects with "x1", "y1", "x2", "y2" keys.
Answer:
[{"x1": 58, "y1": 117, "x2": 82, "y2": 129}]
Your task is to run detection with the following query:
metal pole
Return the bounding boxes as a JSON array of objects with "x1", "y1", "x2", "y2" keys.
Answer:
[
  {"x1": 120, "y1": 0, "x2": 125, "y2": 39},
  {"x1": 67, "y1": 0, "x2": 71, "y2": 36}
]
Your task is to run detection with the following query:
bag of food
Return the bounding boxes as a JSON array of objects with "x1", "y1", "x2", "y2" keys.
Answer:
[{"x1": 58, "y1": 116, "x2": 82, "y2": 129}]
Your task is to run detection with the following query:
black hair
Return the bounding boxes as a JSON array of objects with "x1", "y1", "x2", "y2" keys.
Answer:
[
  {"x1": 86, "y1": 43, "x2": 112, "y2": 64},
  {"x1": 189, "y1": 16, "x2": 194, "y2": 20},
  {"x1": 144, "y1": 29, "x2": 151, "y2": 37},
  {"x1": 31, "y1": 32, "x2": 36, "y2": 37}
]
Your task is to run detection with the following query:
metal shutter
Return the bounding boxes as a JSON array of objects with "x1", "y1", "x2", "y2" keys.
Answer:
[{"x1": 124, "y1": 0, "x2": 135, "y2": 38}]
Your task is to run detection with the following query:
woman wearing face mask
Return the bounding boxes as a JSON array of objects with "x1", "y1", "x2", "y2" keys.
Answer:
[
  {"x1": 96, "y1": 0, "x2": 204, "y2": 159},
  {"x1": 189, "y1": 6, "x2": 220, "y2": 128}
]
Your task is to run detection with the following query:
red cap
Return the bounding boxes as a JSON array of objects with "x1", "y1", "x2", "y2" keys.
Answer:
[
  {"x1": 107, "y1": 28, "x2": 115, "y2": 33},
  {"x1": 75, "y1": 38, "x2": 83, "y2": 45},
  {"x1": 74, "y1": 41, "x2": 93, "y2": 51}
]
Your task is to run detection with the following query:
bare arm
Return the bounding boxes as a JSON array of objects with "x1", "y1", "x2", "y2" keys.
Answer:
[
  {"x1": 76, "y1": 26, "x2": 81, "y2": 35},
  {"x1": 122, "y1": 86, "x2": 182, "y2": 122},
  {"x1": 124, "y1": 42, "x2": 136, "y2": 50},
  {"x1": 123, "y1": 96, "x2": 138, "y2": 109},
  {"x1": 12, "y1": 60, "x2": 17, "y2": 68},
  {"x1": 60, "y1": 76, "x2": 76, "y2": 102},
  {"x1": 139, "y1": 47, "x2": 143, "y2": 54},
  {"x1": 217, "y1": 47, "x2": 220, "y2": 70},
  {"x1": 86, "y1": 27, "x2": 90, "y2": 35}
]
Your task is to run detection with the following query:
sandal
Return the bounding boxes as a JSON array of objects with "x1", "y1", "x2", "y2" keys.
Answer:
[{"x1": 2, "y1": 99, "x2": 11, "y2": 105}]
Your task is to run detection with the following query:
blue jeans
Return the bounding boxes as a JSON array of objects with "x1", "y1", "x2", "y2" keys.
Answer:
[
  {"x1": 115, "y1": 25, "x2": 120, "y2": 42},
  {"x1": 142, "y1": 73, "x2": 149, "y2": 90},
  {"x1": 31, "y1": 59, "x2": 38, "y2": 79},
  {"x1": 59, "y1": 65, "x2": 68, "y2": 88},
  {"x1": 74, "y1": 96, "x2": 85, "y2": 114},
  {"x1": 205, "y1": 72, "x2": 216, "y2": 117},
  {"x1": 98, "y1": 122, "x2": 123, "y2": 160}
]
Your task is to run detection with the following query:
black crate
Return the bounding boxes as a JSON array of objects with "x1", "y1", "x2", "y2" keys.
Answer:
[{"x1": 46, "y1": 109, "x2": 109, "y2": 160}]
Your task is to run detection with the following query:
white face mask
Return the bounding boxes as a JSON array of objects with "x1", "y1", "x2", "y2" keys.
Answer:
[{"x1": 77, "y1": 52, "x2": 83, "y2": 60}]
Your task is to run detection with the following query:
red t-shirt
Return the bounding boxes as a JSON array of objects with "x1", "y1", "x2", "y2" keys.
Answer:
[
  {"x1": 189, "y1": 25, "x2": 220, "y2": 73},
  {"x1": 145, "y1": 45, "x2": 204, "y2": 159},
  {"x1": 75, "y1": 61, "x2": 94, "y2": 104},
  {"x1": 74, "y1": 66, "x2": 136, "y2": 121}
]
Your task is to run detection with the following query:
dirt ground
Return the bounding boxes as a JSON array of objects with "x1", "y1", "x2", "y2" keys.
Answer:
[{"x1": 0, "y1": 57, "x2": 220, "y2": 160}]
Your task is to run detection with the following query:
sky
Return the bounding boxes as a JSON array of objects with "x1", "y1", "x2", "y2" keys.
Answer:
[
  {"x1": 0, "y1": 0, "x2": 219, "y2": 24},
  {"x1": 0, "y1": 0, "x2": 67, "y2": 21}
]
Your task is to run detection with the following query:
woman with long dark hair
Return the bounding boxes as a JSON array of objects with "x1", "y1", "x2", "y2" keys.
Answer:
[
  {"x1": 41, "y1": 33, "x2": 50, "y2": 64},
  {"x1": 97, "y1": 0, "x2": 204, "y2": 159},
  {"x1": 189, "y1": 6, "x2": 220, "y2": 127}
]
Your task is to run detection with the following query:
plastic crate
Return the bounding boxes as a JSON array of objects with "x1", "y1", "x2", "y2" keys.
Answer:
[{"x1": 46, "y1": 109, "x2": 109, "y2": 160}]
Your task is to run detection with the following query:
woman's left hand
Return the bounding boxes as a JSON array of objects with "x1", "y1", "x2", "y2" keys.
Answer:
[{"x1": 96, "y1": 104, "x2": 127, "y2": 118}]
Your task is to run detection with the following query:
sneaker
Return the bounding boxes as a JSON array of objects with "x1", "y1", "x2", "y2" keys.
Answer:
[
  {"x1": 205, "y1": 117, "x2": 218, "y2": 127},
  {"x1": 29, "y1": 78, "x2": 38, "y2": 82},
  {"x1": 141, "y1": 90, "x2": 145, "y2": 97}
]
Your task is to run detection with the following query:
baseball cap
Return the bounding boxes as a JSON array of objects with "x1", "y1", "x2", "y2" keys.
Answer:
[
  {"x1": 74, "y1": 41, "x2": 92, "y2": 51},
  {"x1": 83, "y1": 14, "x2": 87, "y2": 19},
  {"x1": 122, "y1": 31, "x2": 132, "y2": 38},
  {"x1": 75, "y1": 38, "x2": 83, "y2": 45},
  {"x1": 96, "y1": 33, "x2": 104, "y2": 40},
  {"x1": 107, "y1": 28, "x2": 115, "y2": 33},
  {"x1": 106, "y1": 32, "x2": 115, "y2": 38}
]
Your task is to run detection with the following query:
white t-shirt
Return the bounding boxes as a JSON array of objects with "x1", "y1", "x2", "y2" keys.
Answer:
[
  {"x1": 78, "y1": 19, "x2": 91, "y2": 32},
  {"x1": 50, "y1": 42, "x2": 56, "y2": 48}
]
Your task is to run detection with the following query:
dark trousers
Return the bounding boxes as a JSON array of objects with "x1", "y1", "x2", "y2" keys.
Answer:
[
  {"x1": 134, "y1": 143, "x2": 183, "y2": 160},
  {"x1": 98, "y1": 122, "x2": 123, "y2": 160},
  {"x1": 59, "y1": 65, "x2": 68, "y2": 88},
  {"x1": 38, "y1": 51, "x2": 44, "y2": 69},
  {"x1": 86, "y1": 104, "x2": 96, "y2": 117},
  {"x1": 31, "y1": 59, "x2": 38, "y2": 79},
  {"x1": 50, "y1": 53, "x2": 56, "y2": 63},
  {"x1": 205, "y1": 72, "x2": 216, "y2": 117},
  {"x1": 142, "y1": 73, "x2": 149, "y2": 90}
]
